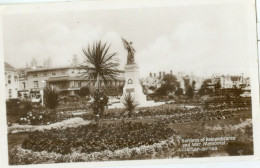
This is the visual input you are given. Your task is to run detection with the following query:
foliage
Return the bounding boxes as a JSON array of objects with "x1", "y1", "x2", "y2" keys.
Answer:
[
  {"x1": 186, "y1": 85, "x2": 194, "y2": 99},
  {"x1": 183, "y1": 76, "x2": 190, "y2": 90},
  {"x1": 18, "y1": 105, "x2": 73, "y2": 126},
  {"x1": 192, "y1": 80, "x2": 196, "y2": 90},
  {"x1": 183, "y1": 77, "x2": 195, "y2": 99},
  {"x1": 21, "y1": 121, "x2": 175, "y2": 155},
  {"x1": 198, "y1": 79, "x2": 214, "y2": 96},
  {"x1": 103, "y1": 85, "x2": 123, "y2": 97},
  {"x1": 175, "y1": 88, "x2": 184, "y2": 96},
  {"x1": 123, "y1": 93, "x2": 138, "y2": 117},
  {"x1": 6, "y1": 99, "x2": 20, "y2": 115},
  {"x1": 77, "y1": 86, "x2": 90, "y2": 97},
  {"x1": 43, "y1": 85, "x2": 61, "y2": 110},
  {"x1": 148, "y1": 86, "x2": 156, "y2": 91},
  {"x1": 91, "y1": 91, "x2": 108, "y2": 118},
  {"x1": 10, "y1": 135, "x2": 178, "y2": 165},
  {"x1": 81, "y1": 41, "x2": 120, "y2": 118},
  {"x1": 21, "y1": 98, "x2": 33, "y2": 111},
  {"x1": 156, "y1": 74, "x2": 180, "y2": 96},
  {"x1": 81, "y1": 41, "x2": 120, "y2": 87}
]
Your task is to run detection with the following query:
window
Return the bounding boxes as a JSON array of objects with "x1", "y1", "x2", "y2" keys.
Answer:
[
  {"x1": 8, "y1": 75, "x2": 11, "y2": 84},
  {"x1": 34, "y1": 81, "x2": 39, "y2": 88},
  {"x1": 22, "y1": 82, "x2": 26, "y2": 90},
  {"x1": 14, "y1": 76, "x2": 18, "y2": 83},
  {"x1": 44, "y1": 72, "x2": 47, "y2": 76},
  {"x1": 78, "y1": 81, "x2": 81, "y2": 87},
  {"x1": 33, "y1": 73, "x2": 37, "y2": 77},
  {"x1": 128, "y1": 79, "x2": 133, "y2": 84},
  {"x1": 52, "y1": 71, "x2": 56, "y2": 75},
  {"x1": 9, "y1": 89, "x2": 12, "y2": 99},
  {"x1": 62, "y1": 70, "x2": 66, "y2": 75}
]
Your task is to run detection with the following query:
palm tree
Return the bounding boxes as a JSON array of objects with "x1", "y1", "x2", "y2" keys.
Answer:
[
  {"x1": 81, "y1": 41, "x2": 120, "y2": 90},
  {"x1": 123, "y1": 93, "x2": 138, "y2": 118},
  {"x1": 44, "y1": 85, "x2": 61, "y2": 110},
  {"x1": 43, "y1": 85, "x2": 61, "y2": 122},
  {"x1": 81, "y1": 41, "x2": 120, "y2": 119}
]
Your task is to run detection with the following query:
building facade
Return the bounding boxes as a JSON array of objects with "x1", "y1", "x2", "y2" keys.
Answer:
[
  {"x1": 4, "y1": 62, "x2": 19, "y2": 100},
  {"x1": 18, "y1": 66, "x2": 125, "y2": 99},
  {"x1": 210, "y1": 74, "x2": 250, "y2": 89}
]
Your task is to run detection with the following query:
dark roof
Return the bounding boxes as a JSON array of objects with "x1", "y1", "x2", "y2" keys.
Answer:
[
  {"x1": 26, "y1": 66, "x2": 74, "y2": 73},
  {"x1": 230, "y1": 76, "x2": 240, "y2": 81},
  {"x1": 4, "y1": 62, "x2": 15, "y2": 71},
  {"x1": 25, "y1": 66, "x2": 125, "y2": 73},
  {"x1": 47, "y1": 76, "x2": 125, "y2": 82},
  {"x1": 47, "y1": 76, "x2": 70, "y2": 82}
]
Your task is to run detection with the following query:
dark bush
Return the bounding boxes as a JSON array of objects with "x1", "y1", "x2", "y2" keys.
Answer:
[{"x1": 225, "y1": 141, "x2": 253, "y2": 156}]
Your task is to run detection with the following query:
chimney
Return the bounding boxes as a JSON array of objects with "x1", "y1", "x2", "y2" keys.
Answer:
[
  {"x1": 170, "y1": 70, "x2": 173, "y2": 75},
  {"x1": 154, "y1": 73, "x2": 156, "y2": 77},
  {"x1": 150, "y1": 73, "x2": 152, "y2": 77},
  {"x1": 159, "y1": 72, "x2": 162, "y2": 79},
  {"x1": 163, "y1": 71, "x2": 166, "y2": 77}
]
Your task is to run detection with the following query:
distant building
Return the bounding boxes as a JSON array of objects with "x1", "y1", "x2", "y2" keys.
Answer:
[
  {"x1": 142, "y1": 71, "x2": 203, "y2": 93},
  {"x1": 18, "y1": 66, "x2": 125, "y2": 99},
  {"x1": 71, "y1": 55, "x2": 78, "y2": 67},
  {"x1": 142, "y1": 72, "x2": 162, "y2": 89},
  {"x1": 43, "y1": 57, "x2": 52, "y2": 68},
  {"x1": 210, "y1": 74, "x2": 249, "y2": 89},
  {"x1": 30, "y1": 58, "x2": 38, "y2": 68},
  {"x1": 4, "y1": 62, "x2": 19, "y2": 100}
]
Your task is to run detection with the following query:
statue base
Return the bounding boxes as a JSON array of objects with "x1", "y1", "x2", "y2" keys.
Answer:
[
  {"x1": 120, "y1": 63, "x2": 147, "y2": 105},
  {"x1": 108, "y1": 63, "x2": 165, "y2": 109}
]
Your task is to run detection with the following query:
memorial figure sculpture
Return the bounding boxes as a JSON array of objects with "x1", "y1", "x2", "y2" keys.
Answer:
[{"x1": 122, "y1": 38, "x2": 136, "y2": 64}]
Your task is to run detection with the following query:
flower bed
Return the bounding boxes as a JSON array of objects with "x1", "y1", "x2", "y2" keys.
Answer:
[
  {"x1": 10, "y1": 136, "x2": 179, "y2": 165},
  {"x1": 84, "y1": 106, "x2": 249, "y2": 125},
  {"x1": 21, "y1": 121, "x2": 176, "y2": 155},
  {"x1": 18, "y1": 106, "x2": 74, "y2": 125}
]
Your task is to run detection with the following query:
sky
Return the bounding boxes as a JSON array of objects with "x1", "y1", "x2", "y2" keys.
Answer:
[{"x1": 3, "y1": 3, "x2": 252, "y2": 77}]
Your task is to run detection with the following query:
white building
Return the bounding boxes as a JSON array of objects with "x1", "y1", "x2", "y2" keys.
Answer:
[
  {"x1": 5, "y1": 62, "x2": 19, "y2": 100},
  {"x1": 18, "y1": 65, "x2": 125, "y2": 98},
  {"x1": 210, "y1": 74, "x2": 250, "y2": 89}
]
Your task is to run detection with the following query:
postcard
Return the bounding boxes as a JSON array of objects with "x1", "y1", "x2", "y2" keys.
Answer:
[{"x1": 0, "y1": 0, "x2": 259, "y2": 167}]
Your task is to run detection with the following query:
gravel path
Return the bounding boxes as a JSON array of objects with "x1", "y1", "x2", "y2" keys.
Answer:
[{"x1": 8, "y1": 117, "x2": 91, "y2": 134}]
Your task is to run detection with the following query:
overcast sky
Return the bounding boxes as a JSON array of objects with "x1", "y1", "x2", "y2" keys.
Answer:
[{"x1": 3, "y1": 3, "x2": 251, "y2": 77}]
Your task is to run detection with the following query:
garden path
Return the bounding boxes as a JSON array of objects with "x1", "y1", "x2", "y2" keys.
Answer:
[{"x1": 8, "y1": 117, "x2": 91, "y2": 134}]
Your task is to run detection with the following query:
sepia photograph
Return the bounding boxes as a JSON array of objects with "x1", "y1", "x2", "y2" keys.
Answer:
[{"x1": 0, "y1": 0, "x2": 259, "y2": 167}]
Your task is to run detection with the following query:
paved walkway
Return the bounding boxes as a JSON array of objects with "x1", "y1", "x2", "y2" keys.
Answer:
[{"x1": 8, "y1": 117, "x2": 91, "y2": 134}]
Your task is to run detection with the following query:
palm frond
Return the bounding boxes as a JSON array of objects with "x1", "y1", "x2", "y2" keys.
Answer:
[
  {"x1": 43, "y1": 85, "x2": 61, "y2": 110},
  {"x1": 81, "y1": 41, "x2": 120, "y2": 89}
]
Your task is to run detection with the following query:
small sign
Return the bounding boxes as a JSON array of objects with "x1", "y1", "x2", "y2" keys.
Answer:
[{"x1": 126, "y1": 88, "x2": 134, "y2": 93}]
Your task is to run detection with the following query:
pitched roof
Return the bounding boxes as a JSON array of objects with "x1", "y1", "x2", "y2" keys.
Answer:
[{"x1": 4, "y1": 62, "x2": 15, "y2": 71}]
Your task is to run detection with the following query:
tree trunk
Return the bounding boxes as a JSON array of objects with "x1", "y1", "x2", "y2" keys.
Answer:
[{"x1": 97, "y1": 73, "x2": 101, "y2": 127}]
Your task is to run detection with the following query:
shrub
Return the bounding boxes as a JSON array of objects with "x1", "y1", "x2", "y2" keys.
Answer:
[
  {"x1": 43, "y1": 85, "x2": 61, "y2": 110},
  {"x1": 91, "y1": 91, "x2": 108, "y2": 118},
  {"x1": 21, "y1": 99, "x2": 33, "y2": 111},
  {"x1": 77, "y1": 86, "x2": 90, "y2": 97},
  {"x1": 123, "y1": 93, "x2": 138, "y2": 117},
  {"x1": 225, "y1": 141, "x2": 253, "y2": 156}
]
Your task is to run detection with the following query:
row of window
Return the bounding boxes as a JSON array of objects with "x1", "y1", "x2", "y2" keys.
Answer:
[
  {"x1": 20, "y1": 79, "x2": 124, "y2": 90},
  {"x1": 7, "y1": 75, "x2": 18, "y2": 84},
  {"x1": 31, "y1": 69, "x2": 81, "y2": 77}
]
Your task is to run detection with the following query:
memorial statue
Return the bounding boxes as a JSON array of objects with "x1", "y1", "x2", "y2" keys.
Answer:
[{"x1": 122, "y1": 38, "x2": 136, "y2": 64}]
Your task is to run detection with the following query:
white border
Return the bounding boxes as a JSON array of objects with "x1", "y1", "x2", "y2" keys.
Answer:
[{"x1": 0, "y1": 0, "x2": 259, "y2": 167}]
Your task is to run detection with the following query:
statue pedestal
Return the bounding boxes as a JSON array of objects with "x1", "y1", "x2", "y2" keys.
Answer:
[{"x1": 120, "y1": 63, "x2": 147, "y2": 105}]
